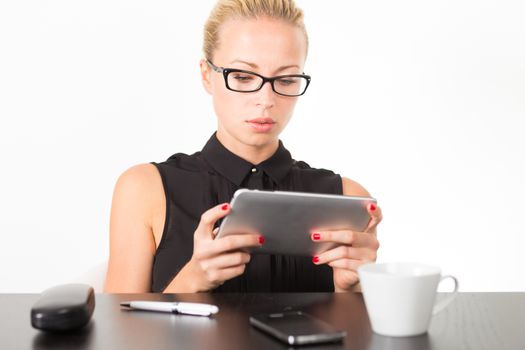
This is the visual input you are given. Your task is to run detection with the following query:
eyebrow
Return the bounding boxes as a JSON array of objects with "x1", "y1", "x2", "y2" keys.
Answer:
[{"x1": 228, "y1": 59, "x2": 301, "y2": 73}]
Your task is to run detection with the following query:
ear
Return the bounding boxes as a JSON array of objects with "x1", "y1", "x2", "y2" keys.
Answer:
[{"x1": 199, "y1": 58, "x2": 213, "y2": 95}]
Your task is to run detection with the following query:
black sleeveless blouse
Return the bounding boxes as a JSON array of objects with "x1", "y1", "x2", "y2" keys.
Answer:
[{"x1": 150, "y1": 132, "x2": 343, "y2": 293}]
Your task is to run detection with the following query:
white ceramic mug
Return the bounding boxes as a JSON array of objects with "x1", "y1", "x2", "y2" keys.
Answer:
[{"x1": 357, "y1": 262, "x2": 458, "y2": 337}]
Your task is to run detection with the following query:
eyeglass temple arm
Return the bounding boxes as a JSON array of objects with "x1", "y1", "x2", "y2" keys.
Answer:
[{"x1": 206, "y1": 59, "x2": 223, "y2": 73}]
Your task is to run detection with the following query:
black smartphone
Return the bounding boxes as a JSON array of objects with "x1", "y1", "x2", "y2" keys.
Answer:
[{"x1": 249, "y1": 310, "x2": 346, "y2": 346}]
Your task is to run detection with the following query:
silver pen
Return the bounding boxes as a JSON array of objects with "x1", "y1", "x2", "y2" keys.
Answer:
[{"x1": 120, "y1": 301, "x2": 219, "y2": 317}]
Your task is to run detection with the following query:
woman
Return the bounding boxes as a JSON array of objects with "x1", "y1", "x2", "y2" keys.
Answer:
[{"x1": 105, "y1": 0, "x2": 382, "y2": 293}]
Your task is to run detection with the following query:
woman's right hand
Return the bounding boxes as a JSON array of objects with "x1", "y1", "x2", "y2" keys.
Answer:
[{"x1": 178, "y1": 203, "x2": 263, "y2": 292}]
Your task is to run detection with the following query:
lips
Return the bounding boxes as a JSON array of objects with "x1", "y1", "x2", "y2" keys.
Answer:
[
  {"x1": 246, "y1": 117, "x2": 276, "y2": 124},
  {"x1": 246, "y1": 118, "x2": 276, "y2": 133}
]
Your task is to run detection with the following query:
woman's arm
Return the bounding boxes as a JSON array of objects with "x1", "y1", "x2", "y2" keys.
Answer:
[
  {"x1": 104, "y1": 163, "x2": 263, "y2": 293},
  {"x1": 342, "y1": 177, "x2": 377, "y2": 292},
  {"x1": 104, "y1": 163, "x2": 164, "y2": 293},
  {"x1": 311, "y1": 176, "x2": 383, "y2": 292},
  {"x1": 342, "y1": 177, "x2": 371, "y2": 197}
]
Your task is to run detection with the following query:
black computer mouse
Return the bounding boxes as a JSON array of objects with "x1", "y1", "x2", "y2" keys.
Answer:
[{"x1": 31, "y1": 283, "x2": 95, "y2": 332}]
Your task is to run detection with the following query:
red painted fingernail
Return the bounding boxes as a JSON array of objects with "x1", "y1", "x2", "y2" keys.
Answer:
[
  {"x1": 221, "y1": 204, "x2": 229, "y2": 211},
  {"x1": 370, "y1": 203, "x2": 376, "y2": 211},
  {"x1": 312, "y1": 256, "x2": 320, "y2": 263},
  {"x1": 259, "y1": 236, "x2": 265, "y2": 244},
  {"x1": 312, "y1": 233, "x2": 321, "y2": 241}
]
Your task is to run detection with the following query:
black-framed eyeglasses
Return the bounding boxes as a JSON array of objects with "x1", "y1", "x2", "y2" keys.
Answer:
[{"x1": 206, "y1": 59, "x2": 311, "y2": 97}]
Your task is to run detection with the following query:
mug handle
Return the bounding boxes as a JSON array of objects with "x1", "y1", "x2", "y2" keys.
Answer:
[{"x1": 432, "y1": 275, "x2": 459, "y2": 315}]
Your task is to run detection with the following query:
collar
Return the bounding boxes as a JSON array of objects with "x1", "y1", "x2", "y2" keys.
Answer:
[{"x1": 201, "y1": 132, "x2": 294, "y2": 187}]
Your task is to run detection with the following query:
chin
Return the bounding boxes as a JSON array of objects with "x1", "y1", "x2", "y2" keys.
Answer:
[{"x1": 241, "y1": 132, "x2": 279, "y2": 147}]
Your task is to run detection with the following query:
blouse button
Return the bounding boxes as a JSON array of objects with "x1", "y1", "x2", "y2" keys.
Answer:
[{"x1": 251, "y1": 167, "x2": 257, "y2": 173}]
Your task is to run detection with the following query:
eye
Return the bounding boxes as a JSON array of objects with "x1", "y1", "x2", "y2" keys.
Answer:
[
  {"x1": 277, "y1": 78, "x2": 298, "y2": 86},
  {"x1": 232, "y1": 73, "x2": 255, "y2": 82}
]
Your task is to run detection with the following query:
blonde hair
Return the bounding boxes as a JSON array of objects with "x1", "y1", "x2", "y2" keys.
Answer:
[{"x1": 203, "y1": 0, "x2": 308, "y2": 61}]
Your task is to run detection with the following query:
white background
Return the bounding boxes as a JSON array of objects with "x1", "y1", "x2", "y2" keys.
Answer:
[{"x1": 0, "y1": 0, "x2": 523, "y2": 292}]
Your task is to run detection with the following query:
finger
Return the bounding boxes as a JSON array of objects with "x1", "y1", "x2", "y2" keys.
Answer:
[
  {"x1": 365, "y1": 203, "x2": 383, "y2": 233},
  {"x1": 195, "y1": 203, "x2": 231, "y2": 239},
  {"x1": 208, "y1": 265, "x2": 247, "y2": 286},
  {"x1": 212, "y1": 227, "x2": 219, "y2": 238},
  {"x1": 311, "y1": 230, "x2": 377, "y2": 247},
  {"x1": 313, "y1": 245, "x2": 373, "y2": 265},
  {"x1": 200, "y1": 252, "x2": 251, "y2": 271},
  {"x1": 326, "y1": 258, "x2": 363, "y2": 271},
  {"x1": 208, "y1": 234, "x2": 263, "y2": 256}
]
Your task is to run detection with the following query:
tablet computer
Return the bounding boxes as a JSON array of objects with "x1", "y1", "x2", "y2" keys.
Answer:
[{"x1": 216, "y1": 189, "x2": 376, "y2": 256}]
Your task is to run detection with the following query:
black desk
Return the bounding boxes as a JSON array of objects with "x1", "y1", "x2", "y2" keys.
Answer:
[{"x1": 1, "y1": 293, "x2": 524, "y2": 349}]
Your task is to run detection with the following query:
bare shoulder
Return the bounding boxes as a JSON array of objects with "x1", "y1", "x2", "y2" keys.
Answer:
[
  {"x1": 115, "y1": 163, "x2": 161, "y2": 192},
  {"x1": 111, "y1": 163, "x2": 165, "y2": 243},
  {"x1": 341, "y1": 176, "x2": 371, "y2": 197}
]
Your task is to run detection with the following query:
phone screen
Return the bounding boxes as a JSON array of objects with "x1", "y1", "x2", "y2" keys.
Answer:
[{"x1": 250, "y1": 311, "x2": 346, "y2": 345}]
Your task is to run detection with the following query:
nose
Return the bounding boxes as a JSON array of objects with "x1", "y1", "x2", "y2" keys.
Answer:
[{"x1": 255, "y1": 80, "x2": 275, "y2": 109}]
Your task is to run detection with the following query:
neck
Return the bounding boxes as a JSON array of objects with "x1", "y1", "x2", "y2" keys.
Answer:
[{"x1": 216, "y1": 128, "x2": 279, "y2": 165}]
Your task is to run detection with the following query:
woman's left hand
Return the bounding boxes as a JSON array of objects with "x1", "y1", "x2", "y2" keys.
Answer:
[{"x1": 311, "y1": 203, "x2": 383, "y2": 292}]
